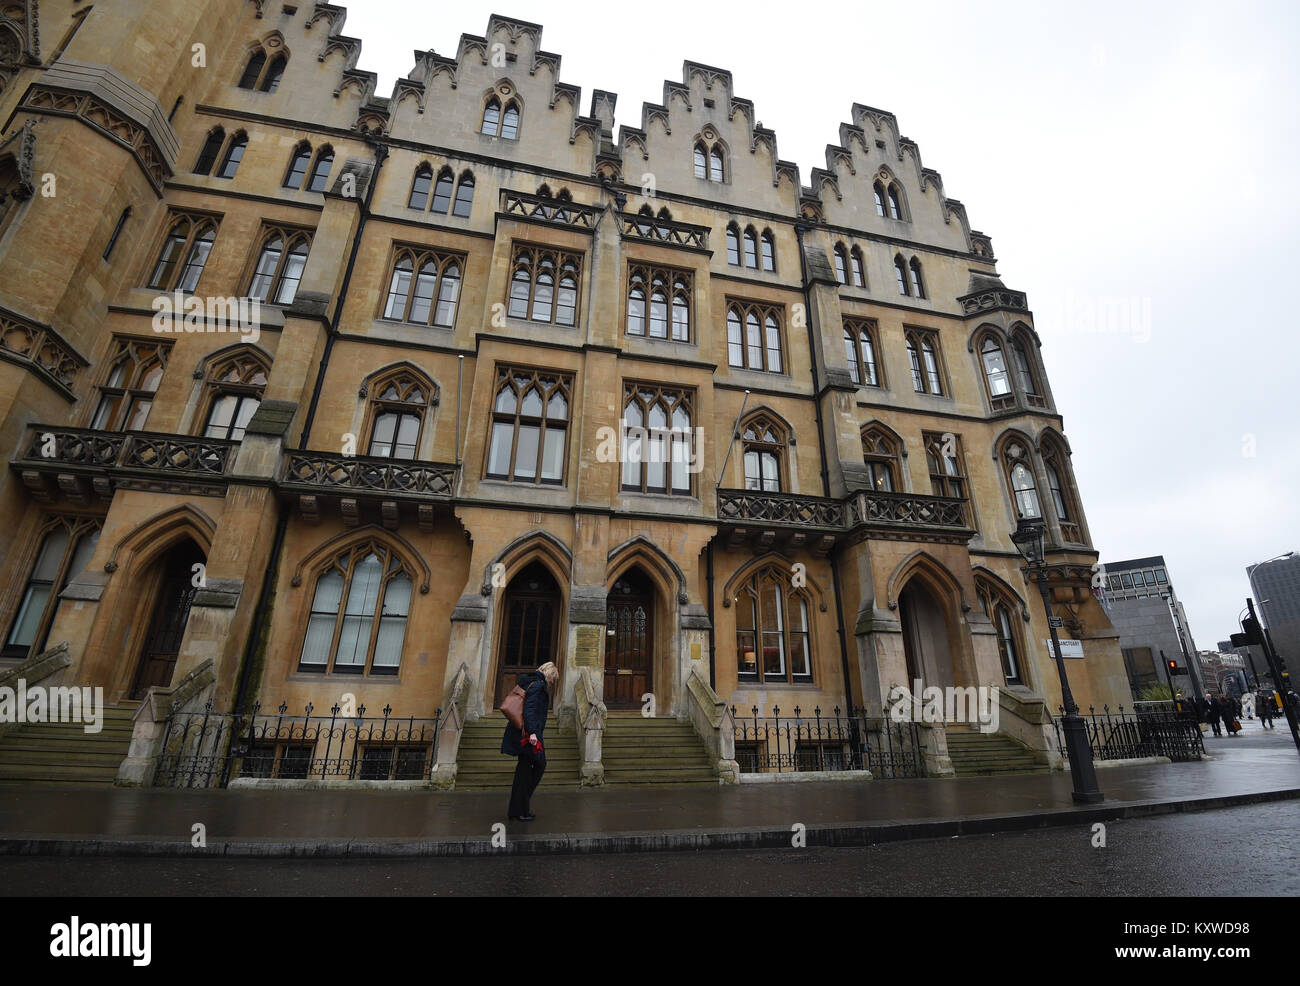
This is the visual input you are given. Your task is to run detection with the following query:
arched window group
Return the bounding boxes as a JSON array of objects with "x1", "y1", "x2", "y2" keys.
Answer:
[
  {"x1": 873, "y1": 176, "x2": 905, "y2": 220},
  {"x1": 740, "y1": 413, "x2": 786, "y2": 492},
  {"x1": 923, "y1": 431, "x2": 967, "y2": 501},
  {"x1": 833, "y1": 243, "x2": 866, "y2": 287},
  {"x1": 283, "y1": 142, "x2": 334, "y2": 192},
  {"x1": 894, "y1": 254, "x2": 926, "y2": 298},
  {"x1": 200, "y1": 347, "x2": 269, "y2": 443},
  {"x1": 408, "y1": 165, "x2": 474, "y2": 218},
  {"x1": 861, "y1": 424, "x2": 901, "y2": 493},
  {"x1": 481, "y1": 94, "x2": 521, "y2": 139},
  {"x1": 247, "y1": 225, "x2": 312, "y2": 304},
  {"x1": 976, "y1": 326, "x2": 1046, "y2": 411},
  {"x1": 238, "y1": 45, "x2": 287, "y2": 93},
  {"x1": 626, "y1": 264, "x2": 691, "y2": 342},
  {"x1": 734, "y1": 565, "x2": 813, "y2": 684},
  {"x1": 693, "y1": 137, "x2": 725, "y2": 183},
  {"x1": 726, "y1": 224, "x2": 775, "y2": 272},
  {"x1": 999, "y1": 437, "x2": 1041, "y2": 521},
  {"x1": 507, "y1": 245, "x2": 581, "y2": 326},
  {"x1": 90, "y1": 337, "x2": 170, "y2": 431},
  {"x1": 3, "y1": 516, "x2": 102, "y2": 660},
  {"x1": 364, "y1": 368, "x2": 433, "y2": 460},
  {"x1": 905, "y1": 328, "x2": 945, "y2": 395},
  {"x1": 486, "y1": 366, "x2": 572, "y2": 484},
  {"x1": 621, "y1": 383, "x2": 694, "y2": 496},
  {"x1": 148, "y1": 212, "x2": 218, "y2": 292},
  {"x1": 298, "y1": 540, "x2": 413, "y2": 675},
  {"x1": 193, "y1": 127, "x2": 247, "y2": 180},
  {"x1": 843, "y1": 319, "x2": 882, "y2": 388},
  {"x1": 726, "y1": 301, "x2": 784, "y2": 373},
  {"x1": 382, "y1": 247, "x2": 463, "y2": 328}
]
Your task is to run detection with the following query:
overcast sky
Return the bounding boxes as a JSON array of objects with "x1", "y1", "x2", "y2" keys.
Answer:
[{"x1": 341, "y1": 0, "x2": 1300, "y2": 650}]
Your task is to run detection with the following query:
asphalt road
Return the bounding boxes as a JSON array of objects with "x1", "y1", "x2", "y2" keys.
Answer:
[{"x1": 3, "y1": 799, "x2": 1296, "y2": 896}]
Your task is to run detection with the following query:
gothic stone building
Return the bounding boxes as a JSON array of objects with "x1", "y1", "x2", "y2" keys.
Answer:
[{"x1": 0, "y1": 1, "x2": 1132, "y2": 786}]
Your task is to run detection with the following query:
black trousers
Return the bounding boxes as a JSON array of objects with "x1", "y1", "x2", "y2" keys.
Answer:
[{"x1": 508, "y1": 752, "x2": 546, "y2": 818}]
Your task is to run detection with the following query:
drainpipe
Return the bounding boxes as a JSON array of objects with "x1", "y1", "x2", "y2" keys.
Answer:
[
  {"x1": 230, "y1": 139, "x2": 389, "y2": 718},
  {"x1": 706, "y1": 541, "x2": 716, "y2": 690},
  {"x1": 794, "y1": 223, "x2": 856, "y2": 712}
]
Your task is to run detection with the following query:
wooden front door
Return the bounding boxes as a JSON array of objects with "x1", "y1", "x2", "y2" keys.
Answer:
[
  {"x1": 605, "y1": 570, "x2": 654, "y2": 709},
  {"x1": 130, "y1": 540, "x2": 205, "y2": 699},
  {"x1": 494, "y1": 561, "x2": 560, "y2": 706}
]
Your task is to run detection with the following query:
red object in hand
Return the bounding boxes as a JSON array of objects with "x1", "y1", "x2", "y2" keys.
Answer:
[{"x1": 526, "y1": 733, "x2": 543, "y2": 755}]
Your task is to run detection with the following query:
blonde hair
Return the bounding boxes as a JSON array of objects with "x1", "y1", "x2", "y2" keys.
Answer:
[{"x1": 537, "y1": 662, "x2": 559, "y2": 684}]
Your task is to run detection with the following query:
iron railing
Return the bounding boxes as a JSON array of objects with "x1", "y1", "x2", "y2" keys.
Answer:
[
  {"x1": 731, "y1": 705, "x2": 923, "y2": 778},
  {"x1": 846, "y1": 489, "x2": 968, "y2": 530},
  {"x1": 1054, "y1": 704, "x2": 1205, "y2": 763},
  {"x1": 717, "y1": 489, "x2": 845, "y2": 529},
  {"x1": 281, "y1": 451, "x2": 458, "y2": 497},
  {"x1": 16, "y1": 425, "x2": 236, "y2": 475},
  {"x1": 154, "y1": 701, "x2": 444, "y2": 788}
]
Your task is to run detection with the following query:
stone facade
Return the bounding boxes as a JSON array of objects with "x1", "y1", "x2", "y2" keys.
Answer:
[{"x1": 0, "y1": 2, "x2": 1134, "y2": 782}]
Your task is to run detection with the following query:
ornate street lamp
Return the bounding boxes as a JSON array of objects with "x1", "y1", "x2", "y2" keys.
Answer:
[{"x1": 1010, "y1": 515, "x2": 1103, "y2": 803}]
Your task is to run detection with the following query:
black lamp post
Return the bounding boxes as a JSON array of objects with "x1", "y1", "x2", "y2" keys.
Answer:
[{"x1": 1010, "y1": 515, "x2": 1103, "y2": 803}]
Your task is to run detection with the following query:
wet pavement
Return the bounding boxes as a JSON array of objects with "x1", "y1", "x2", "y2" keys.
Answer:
[
  {"x1": 3, "y1": 799, "x2": 1296, "y2": 896},
  {"x1": 0, "y1": 725, "x2": 1294, "y2": 854}
]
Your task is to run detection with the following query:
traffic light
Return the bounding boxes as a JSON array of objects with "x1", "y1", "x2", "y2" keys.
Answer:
[{"x1": 1168, "y1": 659, "x2": 1178, "y2": 673}]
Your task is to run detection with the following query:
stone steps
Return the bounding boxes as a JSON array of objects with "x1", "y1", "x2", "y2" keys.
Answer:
[
  {"x1": 945, "y1": 727, "x2": 1049, "y2": 776},
  {"x1": 0, "y1": 704, "x2": 135, "y2": 785},
  {"x1": 453, "y1": 720, "x2": 580, "y2": 790}
]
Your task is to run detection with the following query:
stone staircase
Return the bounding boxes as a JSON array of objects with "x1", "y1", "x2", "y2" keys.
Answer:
[
  {"x1": 0, "y1": 703, "x2": 136, "y2": 785},
  {"x1": 453, "y1": 717, "x2": 581, "y2": 790},
  {"x1": 944, "y1": 724, "x2": 1049, "y2": 776},
  {"x1": 601, "y1": 713, "x2": 717, "y2": 786}
]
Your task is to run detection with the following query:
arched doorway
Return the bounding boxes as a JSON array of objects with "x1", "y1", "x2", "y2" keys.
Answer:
[
  {"x1": 605, "y1": 566, "x2": 654, "y2": 709},
  {"x1": 129, "y1": 539, "x2": 207, "y2": 699},
  {"x1": 493, "y1": 561, "x2": 561, "y2": 705},
  {"x1": 898, "y1": 578, "x2": 956, "y2": 691}
]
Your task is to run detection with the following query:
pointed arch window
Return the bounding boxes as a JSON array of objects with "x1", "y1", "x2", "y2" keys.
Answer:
[
  {"x1": 909, "y1": 257, "x2": 926, "y2": 299},
  {"x1": 1042, "y1": 439, "x2": 1082, "y2": 542},
  {"x1": 481, "y1": 96, "x2": 521, "y2": 139},
  {"x1": 741, "y1": 414, "x2": 786, "y2": 492},
  {"x1": 90, "y1": 337, "x2": 170, "y2": 431},
  {"x1": 734, "y1": 566, "x2": 812, "y2": 683},
  {"x1": 486, "y1": 366, "x2": 572, "y2": 484},
  {"x1": 887, "y1": 185, "x2": 903, "y2": 220},
  {"x1": 238, "y1": 47, "x2": 286, "y2": 92},
  {"x1": 760, "y1": 230, "x2": 776, "y2": 272},
  {"x1": 861, "y1": 426, "x2": 900, "y2": 492},
  {"x1": 3, "y1": 517, "x2": 102, "y2": 659},
  {"x1": 873, "y1": 181, "x2": 887, "y2": 217},
  {"x1": 726, "y1": 224, "x2": 741, "y2": 266},
  {"x1": 894, "y1": 254, "x2": 910, "y2": 295},
  {"x1": 1001, "y1": 440, "x2": 1040, "y2": 519},
  {"x1": 201, "y1": 348, "x2": 269, "y2": 442},
  {"x1": 381, "y1": 246, "x2": 463, "y2": 328},
  {"x1": 283, "y1": 143, "x2": 312, "y2": 189},
  {"x1": 725, "y1": 301, "x2": 783, "y2": 373},
  {"x1": 247, "y1": 226, "x2": 312, "y2": 305},
  {"x1": 306, "y1": 146, "x2": 334, "y2": 192},
  {"x1": 408, "y1": 164, "x2": 432, "y2": 210},
  {"x1": 850, "y1": 246, "x2": 866, "y2": 287},
  {"x1": 976, "y1": 578, "x2": 1025, "y2": 685},
  {"x1": 743, "y1": 227, "x2": 758, "y2": 269},
  {"x1": 215, "y1": 132, "x2": 247, "y2": 179},
  {"x1": 905, "y1": 329, "x2": 945, "y2": 395},
  {"x1": 507, "y1": 244, "x2": 581, "y2": 326},
  {"x1": 1011, "y1": 330, "x2": 1046, "y2": 408},
  {"x1": 238, "y1": 50, "x2": 266, "y2": 89},
  {"x1": 193, "y1": 127, "x2": 225, "y2": 175},
  {"x1": 980, "y1": 335, "x2": 1013, "y2": 403},
  {"x1": 924, "y1": 431, "x2": 967, "y2": 501},
  {"x1": 843, "y1": 318, "x2": 881, "y2": 387},
  {"x1": 147, "y1": 212, "x2": 218, "y2": 292},
  {"x1": 833, "y1": 244, "x2": 849, "y2": 285},
  {"x1": 451, "y1": 171, "x2": 475, "y2": 218},
  {"x1": 365, "y1": 369, "x2": 433, "y2": 460},
  {"x1": 626, "y1": 264, "x2": 692, "y2": 342},
  {"x1": 621, "y1": 383, "x2": 694, "y2": 495},
  {"x1": 694, "y1": 137, "x2": 725, "y2": 182},
  {"x1": 298, "y1": 540, "x2": 414, "y2": 674}
]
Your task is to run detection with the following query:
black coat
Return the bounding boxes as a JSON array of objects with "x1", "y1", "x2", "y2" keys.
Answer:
[{"x1": 500, "y1": 671, "x2": 549, "y2": 756}]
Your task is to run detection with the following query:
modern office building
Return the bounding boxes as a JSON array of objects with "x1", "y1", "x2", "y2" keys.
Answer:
[
  {"x1": 1101, "y1": 555, "x2": 1203, "y2": 700},
  {"x1": 1247, "y1": 552, "x2": 1300, "y2": 671},
  {"x1": 0, "y1": 3, "x2": 1133, "y2": 786}
]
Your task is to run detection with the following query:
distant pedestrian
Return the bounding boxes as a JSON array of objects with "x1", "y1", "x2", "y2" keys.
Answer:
[
  {"x1": 1259, "y1": 691, "x2": 1276, "y2": 729},
  {"x1": 1203, "y1": 695, "x2": 1222, "y2": 737},
  {"x1": 1222, "y1": 693, "x2": 1241, "y2": 736},
  {"x1": 501, "y1": 661, "x2": 559, "y2": 822}
]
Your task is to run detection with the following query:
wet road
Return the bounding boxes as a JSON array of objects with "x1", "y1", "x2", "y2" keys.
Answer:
[{"x1": 3, "y1": 799, "x2": 1296, "y2": 896}]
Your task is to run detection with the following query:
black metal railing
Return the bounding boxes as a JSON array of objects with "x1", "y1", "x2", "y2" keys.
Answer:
[
  {"x1": 154, "y1": 700, "x2": 444, "y2": 788},
  {"x1": 1054, "y1": 704, "x2": 1205, "y2": 763},
  {"x1": 731, "y1": 705, "x2": 923, "y2": 778}
]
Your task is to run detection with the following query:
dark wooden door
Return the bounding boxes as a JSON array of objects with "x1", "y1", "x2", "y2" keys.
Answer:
[
  {"x1": 130, "y1": 540, "x2": 205, "y2": 699},
  {"x1": 494, "y1": 561, "x2": 560, "y2": 706},
  {"x1": 605, "y1": 571, "x2": 653, "y2": 709}
]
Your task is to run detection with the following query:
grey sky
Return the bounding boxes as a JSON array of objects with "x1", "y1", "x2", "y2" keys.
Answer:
[{"x1": 340, "y1": 0, "x2": 1300, "y2": 650}]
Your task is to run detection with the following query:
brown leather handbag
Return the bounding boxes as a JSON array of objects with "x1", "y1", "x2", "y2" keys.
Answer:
[{"x1": 499, "y1": 684, "x2": 528, "y2": 730}]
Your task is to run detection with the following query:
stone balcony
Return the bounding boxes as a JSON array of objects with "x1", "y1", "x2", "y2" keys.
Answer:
[
  {"x1": 279, "y1": 450, "x2": 459, "y2": 531},
  {"x1": 12, "y1": 425, "x2": 236, "y2": 502},
  {"x1": 618, "y1": 212, "x2": 710, "y2": 250},
  {"x1": 500, "y1": 189, "x2": 601, "y2": 229}
]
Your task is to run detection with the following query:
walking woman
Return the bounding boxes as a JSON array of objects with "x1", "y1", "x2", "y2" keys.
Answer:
[{"x1": 501, "y1": 661, "x2": 558, "y2": 822}]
